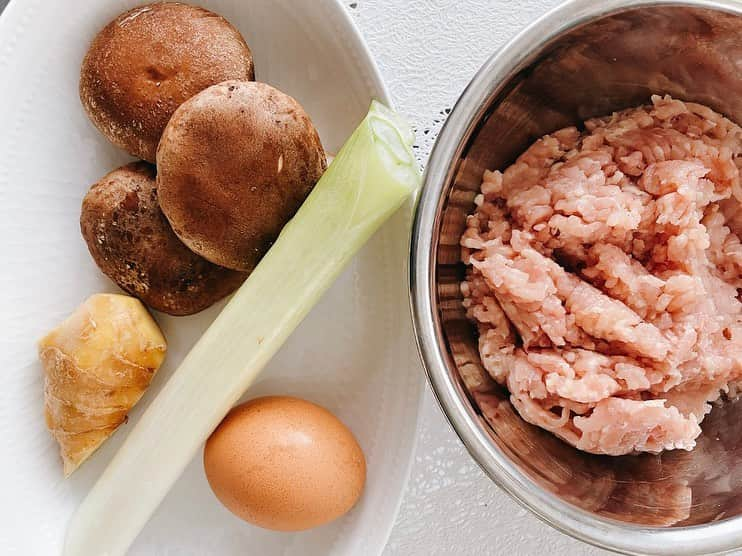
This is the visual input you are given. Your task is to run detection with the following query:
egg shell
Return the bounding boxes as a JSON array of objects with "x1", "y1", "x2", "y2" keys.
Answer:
[{"x1": 203, "y1": 396, "x2": 366, "y2": 531}]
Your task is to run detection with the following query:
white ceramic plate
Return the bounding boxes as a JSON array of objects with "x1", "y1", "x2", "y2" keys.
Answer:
[{"x1": 0, "y1": 1, "x2": 424, "y2": 554}]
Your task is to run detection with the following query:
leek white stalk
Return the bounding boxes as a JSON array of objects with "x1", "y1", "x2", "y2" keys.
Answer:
[{"x1": 64, "y1": 101, "x2": 420, "y2": 556}]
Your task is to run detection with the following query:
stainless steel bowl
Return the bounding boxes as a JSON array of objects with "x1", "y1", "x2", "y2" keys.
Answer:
[{"x1": 410, "y1": 1, "x2": 742, "y2": 554}]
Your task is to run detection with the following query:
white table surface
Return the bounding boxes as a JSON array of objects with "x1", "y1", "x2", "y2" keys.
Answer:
[{"x1": 0, "y1": 0, "x2": 621, "y2": 554}]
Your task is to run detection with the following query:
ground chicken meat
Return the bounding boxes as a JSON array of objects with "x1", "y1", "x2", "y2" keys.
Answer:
[{"x1": 461, "y1": 95, "x2": 742, "y2": 455}]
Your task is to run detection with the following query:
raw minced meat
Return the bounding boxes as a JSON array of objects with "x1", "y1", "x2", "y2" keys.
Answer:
[{"x1": 461, "y1": 95, "x2": 742, "y2": 456}]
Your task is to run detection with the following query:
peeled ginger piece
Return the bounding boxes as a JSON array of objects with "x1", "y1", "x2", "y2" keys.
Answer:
[{"x1": 38, "y1": 293, "x2": 166, "y2": 476}]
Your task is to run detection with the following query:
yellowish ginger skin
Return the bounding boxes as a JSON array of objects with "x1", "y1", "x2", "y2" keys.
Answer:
[{"x1": 38, "y1": 293, "x2": 166, "y2": 476}]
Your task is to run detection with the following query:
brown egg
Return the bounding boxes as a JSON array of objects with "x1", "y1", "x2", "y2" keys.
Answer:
[{"x1": 203, "y1": 396, "x2": 366, "y2": 531}]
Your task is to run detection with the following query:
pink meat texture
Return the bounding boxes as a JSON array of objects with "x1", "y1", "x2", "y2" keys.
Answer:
[{"x1": 461, "y1": 95, "x2": 742, "y2": 455}]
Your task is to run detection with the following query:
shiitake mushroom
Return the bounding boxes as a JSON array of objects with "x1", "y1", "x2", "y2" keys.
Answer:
[
  {"x1": 79, "y1": 2, "x2": 255, "y2": 163},
  {"x1": 156, "y1": 80, "x2": 327, "y2": 272},
  {"x1": 80, "y1": 162, "x2": 246, "y2": 315}
]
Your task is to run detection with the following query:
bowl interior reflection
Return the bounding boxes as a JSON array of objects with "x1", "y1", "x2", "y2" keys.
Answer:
[{"x1": 436, "y1": 5, "x2": 742, "y2": 527}]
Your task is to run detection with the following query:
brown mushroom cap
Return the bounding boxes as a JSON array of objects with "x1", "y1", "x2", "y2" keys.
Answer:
[
  {"x1": 79, "y1": 2, "x2": 255, "y2": 162},
  {"x1": 80, "y1": 162, "x2": 247, "y2": 316},
  {"x1": 156, "y1": 80, "x2": 327, "y2": 271}
]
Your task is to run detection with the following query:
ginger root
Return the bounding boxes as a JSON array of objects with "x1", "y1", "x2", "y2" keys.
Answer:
[{"x1": 38, "y1": 293, "x2": 166, "y2": 476}]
